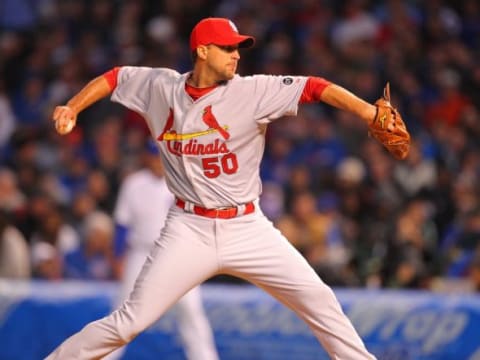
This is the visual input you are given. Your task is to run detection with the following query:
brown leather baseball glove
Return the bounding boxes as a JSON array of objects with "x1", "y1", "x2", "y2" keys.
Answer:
[{"x1": 369, "y1": 82, "x2": 410, "y2": 160}]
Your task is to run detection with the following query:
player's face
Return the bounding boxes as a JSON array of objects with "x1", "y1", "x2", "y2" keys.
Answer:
[{"x1": 205, "y1": 44, "x2": 240, "y2": 80}]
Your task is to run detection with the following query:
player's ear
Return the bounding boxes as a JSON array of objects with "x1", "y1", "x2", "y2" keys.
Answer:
[{"x1": 196, "y1": 45, "x2": 208, "y2": 60}]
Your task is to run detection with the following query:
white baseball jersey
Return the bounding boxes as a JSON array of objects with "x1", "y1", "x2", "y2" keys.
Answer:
[{"x1": 111, "y1": 67, "x2": 307, "y2": 208}]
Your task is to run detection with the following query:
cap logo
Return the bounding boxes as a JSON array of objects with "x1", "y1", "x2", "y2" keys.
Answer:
[{"x1": 228, "y1": 20, "x2": 239, "y2": 33}]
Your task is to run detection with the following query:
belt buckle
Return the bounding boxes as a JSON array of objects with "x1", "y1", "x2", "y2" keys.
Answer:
[{"x1": 216, "y1": 206, "x2": 237, "y2": 218}]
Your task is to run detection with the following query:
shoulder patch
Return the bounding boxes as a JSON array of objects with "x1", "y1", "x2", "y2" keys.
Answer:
[{"x1": 282, "y1": 77, "x2": 293, "y2": 85}]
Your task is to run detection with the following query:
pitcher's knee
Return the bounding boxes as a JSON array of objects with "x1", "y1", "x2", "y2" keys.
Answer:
[{"x1": 299, "y1": 281, "x2": 338, "y2": 306}]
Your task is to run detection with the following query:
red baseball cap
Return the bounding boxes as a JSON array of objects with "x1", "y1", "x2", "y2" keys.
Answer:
[{"x1": 190, "y1": 18, "x2": 255, "y2": 51}]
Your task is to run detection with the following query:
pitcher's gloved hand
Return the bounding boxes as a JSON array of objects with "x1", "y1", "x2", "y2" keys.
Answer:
[{"x1": 369, "y1": 82, "x2": 410, "y2": 160}]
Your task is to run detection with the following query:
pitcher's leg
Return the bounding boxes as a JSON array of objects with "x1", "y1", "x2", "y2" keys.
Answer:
[
  {"x1": 220, "y1": 215, "x2": 375, "y2": 360},
  {"x1": 103, "y1": 250, "x2": 149, "y2": 360},
  {"x1": 46, "y1": 212, "x2": 218, "y2": 360},
  {"x1": 175, "y1": 286, "x2": 219, "y2": 360}
]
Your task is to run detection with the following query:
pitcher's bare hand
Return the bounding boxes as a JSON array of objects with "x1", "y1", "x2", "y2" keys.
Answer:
[{"x1": 53, "y1": 105, "x2": 77, "y2": 135}]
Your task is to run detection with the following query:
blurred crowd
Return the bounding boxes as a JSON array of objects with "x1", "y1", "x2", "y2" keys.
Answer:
[{"x1": 0, "y1": 0, "x2": 480, "y2": 292}]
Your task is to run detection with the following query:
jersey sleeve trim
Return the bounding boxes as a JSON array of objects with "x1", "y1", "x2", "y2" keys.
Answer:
[
  {"x1": 103, "y1": 67, "x2": 121, "y2": 91},
  {"x1": 299, "y1": 76, "x2": 332, "y2": 104}
]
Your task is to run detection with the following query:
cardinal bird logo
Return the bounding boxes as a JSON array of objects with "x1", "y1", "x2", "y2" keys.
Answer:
[
  {"x1": 202, "y1": 105, "x2": 230, "y2": 140},
  {"x1": 157, "y1": 106, "x2": 230, "y2": 141}
]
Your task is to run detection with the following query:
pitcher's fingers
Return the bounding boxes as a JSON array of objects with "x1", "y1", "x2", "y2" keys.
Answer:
[
  {"x1": 53, "y1": 106, "x2": 62, "y2": 121},
  {"x1": 53, "y1": 106, "x2": 73, "y2": 121},
  {"x1": 53, "y1": 107, "x2": 69, "y2": 122}
]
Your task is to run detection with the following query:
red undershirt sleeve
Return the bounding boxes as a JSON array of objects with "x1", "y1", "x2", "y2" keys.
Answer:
[
  {"x1": 102, "y1": 67, "x2": 121, "y2": 91},
  {"x1": 299, "y1": 76, "x2": 332, "y2": 104}
]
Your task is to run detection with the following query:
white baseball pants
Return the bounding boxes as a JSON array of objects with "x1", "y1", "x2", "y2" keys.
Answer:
[{"x1": 45, "y1": 205, "x2": 376, "y2": 360}]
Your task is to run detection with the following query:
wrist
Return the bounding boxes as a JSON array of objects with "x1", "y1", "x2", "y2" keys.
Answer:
[
  {"x1": 65, "y1": 101, "x2": 80, "y2": 116},
  {"x1": 364, "y1": 104, "x2": 377, "y2": 124}
]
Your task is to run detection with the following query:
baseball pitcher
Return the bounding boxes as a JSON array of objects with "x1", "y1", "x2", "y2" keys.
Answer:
[{"x1": 47, "y1": 17, "x2": 409, "y2": 360}]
